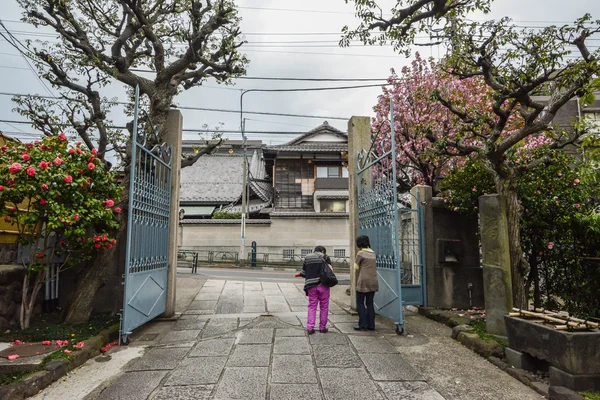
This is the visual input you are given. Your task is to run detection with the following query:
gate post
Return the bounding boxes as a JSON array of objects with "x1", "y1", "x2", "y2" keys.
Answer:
[
  {"x1": 347, "y1": 116, "x2": 371, "y2": 310},
  {"x1": 410, "y1": 185, "x2": 433, "y2": 306},
  {"x1": 479, "y1": 194, "x2": 513, "y2": 336},
  {"x1": 163, "y1": 109, "x2": 183, "y2": 318}
]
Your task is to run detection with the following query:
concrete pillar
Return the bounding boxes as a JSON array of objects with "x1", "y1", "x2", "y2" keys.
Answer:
[
  {"x1": 479, "y1": 194, "x2": 513, "y2": 336},
  {"x1": 347, "y1": 116, "x2": 371, "y2": 310},
  {"x1": 162, "y1": 109, "x2": 183, "y2": 317},
  {"x1": 410, "y1": 185, "x2": 433, "y2": 306}
]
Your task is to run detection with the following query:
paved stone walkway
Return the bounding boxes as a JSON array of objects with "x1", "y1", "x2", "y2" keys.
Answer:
[{"x1": 88, "y1": 280, "x2": 543, "y2": 400}]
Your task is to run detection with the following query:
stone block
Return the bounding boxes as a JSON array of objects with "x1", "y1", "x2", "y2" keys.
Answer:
[
  {"x1": 359, "y1": 353, "x2": 423, "y2": 381},
  {"x1": 548, "y1": 386, "x2": 585, "y2": 400},
  {"x1": 313, "y1": 344, "x2": 362, "y2": 368},
  {"x1": 348, "y1": 336, "x2": 397, "y2": 354},
  {"x1": 152, "y1": 385, "x2": 214, "y2": 400},
  {"x1": 0, "y1": 384, "x2": 23, "y2": 400},
  {"x1": 276, "y1": 328, "x2": 306, "y2": 337},
  {"x1": 43, "y1": 359, "x2": 69, "y2": 381},
  {"x1": 159, "y1": 329, "x2": 200, "y2": 343},
  {"x1": 456, "y1": 332, "x2": 504, "y2": 359},
  {"x1": 273, "y1": 337, "x2": 310, "y2": 355},
  {"x1": 21, "y1": 370, "x2": 53, "y2": 398},
  {"x1": 448, "y1": 316, "x2": 471, "y2": 328},
  {"x1": 97, "y1": 370, "x2": 167, "y2": 400},
  {"x1": 318, "y1": 368, "x2": 383, "y2": 400},
  {"x1": 309, "y1": 332, "x2": 348, "y2": 346},
  {"x1": 505, "y1": 347, "x2": 538, "y2": 372},
  {"x1": 213, "y1": 367, "x2": 268, "y2": 400},
  {"x1": 202, "y1": 319, "x2": 238, "y2": 338},
  {"x1": 236, "y1": 328, "x2": 274, "y2": 344},
  {"x1": 125, "y1": 347, "x2": 188, "y2": 371},
  {"x1": 451, "y1": 324, "x2": 474, "y2": 340},
  {"x1": 227, "y1": 344, "x2": 271, "y2": 367},
  {"x1": 188, "y1": 300, "x2": 217, "y2": 311},
  {"x1": 271, "y1": 355, "x2": 317, "y2": 383},
  {"x1": 164, "y1": 357, "x2": 227, "y2": 386},
  {"x1": 173, "y1": 318, "x2": 207, "y2": 331},
  {"x1": 505, "y1": 316, "x2": 600, "y2": 376},
  {"x1": 269, "y1": 384, "x2": 323, "y2": 400},
  {"x1": 549, "y1": 366, "x2": 600, "y2": 392},
  {"x1": 189, "y1": 338, "x2": 235, "y2": 357}
]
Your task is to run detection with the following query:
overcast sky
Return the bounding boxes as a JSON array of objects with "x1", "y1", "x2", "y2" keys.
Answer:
[{"x1": 0, "y1": 0, "x2": 599, "y2": 149}]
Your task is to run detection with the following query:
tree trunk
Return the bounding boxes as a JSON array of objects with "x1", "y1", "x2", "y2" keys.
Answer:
[
  {"x1": 496, "y1": 177, "x2": 528, "y2": 309},
  {"x1": 527, "y1": 241, "x2": 541, "y2": 308},
  {"x1": 64, "y1": 176, "x2": 129, "y2": 325},
  {"x1": 20, "y1": 270, "x2": 46, "y2": 330}
]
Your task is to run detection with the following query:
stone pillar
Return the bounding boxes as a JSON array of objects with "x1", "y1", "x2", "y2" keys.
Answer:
[
  {"x1": 347, "y1": 116, "x2": 371, "y2": 310},
  {"x1": 410, "y1": 185, "x2": 433, "y2": 307},
  {"x1": 162, "y1": 109, "x2": 183, "y2": 318},
  {"x1": 479, "y1": 194, "x2": 513, "y2": 336}
]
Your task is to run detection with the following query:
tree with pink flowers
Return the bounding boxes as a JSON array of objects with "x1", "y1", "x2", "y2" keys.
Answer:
[{"x1": 0, "y1": 134, "x2": 121, "y2": 329}]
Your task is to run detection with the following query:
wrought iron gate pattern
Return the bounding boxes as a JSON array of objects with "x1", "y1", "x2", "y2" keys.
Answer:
[{"x1": 121, "y1": 86, "x2": 172, "y2": 342}]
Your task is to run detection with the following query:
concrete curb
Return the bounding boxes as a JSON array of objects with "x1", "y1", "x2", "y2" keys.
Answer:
[
  {"x1": 0, "y1": 323, "x2": 120, "y2": 400},
  {"x1": 419, "y1": 307, "x2": 550, "y2": 398},
  {"x1": 178, "y1": 264, "x2": 351, "y2": 273}
]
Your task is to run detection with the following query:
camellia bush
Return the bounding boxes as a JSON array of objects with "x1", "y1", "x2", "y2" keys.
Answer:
[{"x1": 0, "y1": 133, "x2": 121, "y2": 329}]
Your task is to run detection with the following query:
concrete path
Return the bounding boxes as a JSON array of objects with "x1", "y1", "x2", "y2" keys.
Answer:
[{"x1": 78, "y1": 279, "x2": 543, "y2": 400}]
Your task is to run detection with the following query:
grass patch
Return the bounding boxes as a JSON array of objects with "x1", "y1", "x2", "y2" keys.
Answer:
[
  {"x1": 0, "y1": 312, "x2": 119, "y2": 343},
  {"x1": 0, "y1": 371, "x2": 29, "y2": 386},
  {"x1": 470, "y1": 318, "x2": 507, "y2": 347},
  {"x1": 581, "y1": 392, "x2": 600, "y2": 400}
]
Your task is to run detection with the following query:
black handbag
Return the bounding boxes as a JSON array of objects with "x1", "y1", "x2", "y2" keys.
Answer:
[{"x1": 320, "y1": 264, "x2": 338, "y2": 287}]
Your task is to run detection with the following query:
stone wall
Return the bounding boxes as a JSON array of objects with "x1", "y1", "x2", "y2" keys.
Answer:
[
  {"x1": 0, "y1": 265, "x2": 27, "y2": 330},
  {"x1": 425, "y1": 197, "x2": 484, "y2": 309},
  {"x1": 0, "y1": 244, "x2": 18, "y2": 264}
]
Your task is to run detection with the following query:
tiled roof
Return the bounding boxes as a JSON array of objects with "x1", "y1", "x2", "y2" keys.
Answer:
[
  {"x1": 316, "y1": 195, "x2": 349, "y2": 200},
  {"x1": 270, "y1": 211, "x2": 349, "y2": 218},
  {"x1": 264, "y1": 142, "x2": 348, "y2": 153},
  {"x1": 180, "y1": 155, "x2": 244, "y2": 203},
  {"x1": 286, "y1": 121, "x2": 347, "y2": 145},
  {"x1": 180, "y1": 219, "x2": 272, "y2": 225}
]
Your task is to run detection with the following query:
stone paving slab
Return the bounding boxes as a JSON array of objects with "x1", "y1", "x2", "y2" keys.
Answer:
[
  {"x1": 227, "y1": 344, "x2": 272, "y2": 367},
  {"x1": 202, "y1": 319, "x2": 239, "y2": 337},
  {"x1": 164, "y1": 357, "x2": 227, "y2": 386},
  {"x1": 213, "y1": 367, "x2": 268, "y2": 400},
  {"x1": 243, "y1": 297, "x2": 266, "y2": 305},
  {"x1": 189, "y1": 338, "x2": 235, "y2": 357},
  {"x1": 313, "y1": 344, "x2": 362, "y2": 368},
  {"x1": 195, "y1": 292, "x2": 221, "y2": 301},
  {"x1": 309, "y1": 332, "x2": 348, "y2": 346},
  {"x1": 271, "y1": 355, "x2": 318, "y2": 383},
  {"x1": 243, "y1": 305, "x2": 266, "y2": 313},
  {"x1": 269, "y1": 383, "x2": 324, "y2": 400},
  {"x1": 151, "y1": 384, "x2": 214, "y2": 400},
  {"x1": 159, "y1": 330, "x2": 201, "y2": 343},
  {"x1": 276, "y1": 328, "x2": 307, "y2": 337},
  {"x1": 318, "y1": 368, "x2": 383, "y2": 400},
  {"x1": 329, "y1": 314, "x2": 358, "y2": 323},
  {"x1": 97, "y1": 370, "x2": 167, "y2": 400},
  {"x1": 183, "y1": 309, "x2": 216, "y2": 315},
  {"x1": 215, "y1": 300, "x2": 244, "y2": 314},
  {"x1": 276, "y1": 315, "x2": 302, "y2": 326},
  {"x1": 274, "y1": 336, "x2": 311, "y2": 355},
  {"x1": 349, "y1": 336, "x2": 398, "y2": 354},
  {"x1": 377, "y1": 381, "x2": 445, "y2": 400},
  {"x1": 236, "y1": 328, "x2": 274, "y2": 344},
  {"x1": 360, "y1": 353, "x2": 423, "y2": 381},
  {"x1": 188, "y1": 300, "x2": 218, "y2": 310},
  {"x1": 125, "y1": 347, "x2": 189, "y2": 371},
  {"x1": 173, "y1": 318, "x2": 207, "y2": 331}
]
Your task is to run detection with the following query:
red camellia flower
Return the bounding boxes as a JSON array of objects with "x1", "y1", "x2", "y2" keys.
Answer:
[
  {"x1": 0, "y1": 185, "x2": 4, "y2": 191},
  {"x1": 114, "y1": 207, "x2": 121, "y2": 213},
  {"x1": 94, "y1": 243, "x2": 102, "y2": 249},
  {"x1": 88, "y1": 162, "x2": 95, "y2": 170},
  {"x1": 64, "y1": 175, "x2": 73, "y2": 183},
  {"x1": 21, "y1": 153, "x2": 30, "y2": 161},
  {"x1": 41, "y1": 184, "x2": 49, "y2": 190},
  {"x1": 60, "y1": 240, "x2": 65, "y2": 247},
  {"x1": 39, "y1": 161, "x2": 49, "y2": 169},
  {"x1": 1, "y1": 146, "x2": 7, "y2": 152},
  {"x1": 106, "y1": 199, "x2": 115, "y2": 207},
  {"x1": 68, "y1": 148, "x2": 75, "y2": 155},
  {"x1": 7, "y1": 179, "x2": 14, "y2": 186},
  {"x1": 76, "y1": 148, "x2": 82, "y2": 154},
  {"x1": 63, "y1": 349, "x2": 72, "y2": 354},
  {"x1": 25, "y1": 143, "x2": 34, "y2": 149},
  {"x1": 91, "y1": 148, "x2": 98, "y2": 155},
  {"x1": 9, "y1": 163, "x2": 22, "y2": 173},
  {"x1": 3, "y1": 217, "x2": 10, "y2": 223},
  {"x1": 93, "y1": 236, "x2": 101, "y2": 242},
  {"x1": 76, "y1": 141, "x2": 81, "y2": 146},
  {"x1": 73, "y1": 214, "x2": 79, "y2": 221},
  {"x1": 36, "y1": 252, "x2": 44, "y2": 258},
  {"x1": 53, "y1": 157, "x2": 62, "y2": 166},
  {"x1": 102, "y1": 234, "x2": 107, "y2": 241},
  {"x1": 9, "y1": 207, "x2": 17, "y2": 213},
  {"x1": 73, "y1": 342, "x2": 85, "y2": 349},
  {"x1": 42, "y1": 340, "x2": 52, "y2": 346},
  {"x1": 7, "y1": 355, "x2": 19, "y2": 361},
  {"x1": 58, "y1": 133, "x2": 67, "y2": 141},
  {"x1": 26, "y1": 166, "x2": 36, "y2": 177},
  {"x1": 40, "y1": 199, "x2": 47, "y2": 205}
]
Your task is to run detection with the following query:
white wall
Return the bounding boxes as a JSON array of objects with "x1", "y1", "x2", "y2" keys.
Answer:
[{"x1": 180, "y1": 216, "x2": 350, "y2": 259}]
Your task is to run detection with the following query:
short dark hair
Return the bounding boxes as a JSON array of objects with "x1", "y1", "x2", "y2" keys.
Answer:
[
  {"x1": 356, "y1": 235, "x2": 370, "y2": 249},
  {"x1": 314, "y1": 245, "x2": 326, "y2": 253}
]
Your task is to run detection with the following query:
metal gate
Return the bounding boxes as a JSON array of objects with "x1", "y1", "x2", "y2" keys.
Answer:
[
  {"x1": 121, "y1": 86, "x2": 172, "y2": 343},
  {"x1": 356, "y1": 100, "x2": 425, "y2": 334}
]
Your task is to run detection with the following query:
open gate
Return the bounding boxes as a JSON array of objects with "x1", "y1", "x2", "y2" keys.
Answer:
[
  {"x1": 356, "y1": 100, "x2": 425, "y2": 334},
  {"x1": 120, "y1": 86, "x2": 172, "y2": 343}
]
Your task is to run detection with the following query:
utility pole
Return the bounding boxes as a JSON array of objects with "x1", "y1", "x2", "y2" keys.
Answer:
[{"x1": 240, "y1": 116, "x2": 247, "y2": 266}]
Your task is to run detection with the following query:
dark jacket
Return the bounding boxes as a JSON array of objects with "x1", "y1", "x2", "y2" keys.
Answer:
[{"x1": 300, "y1": 251, "x2": 327, "y2": 294}]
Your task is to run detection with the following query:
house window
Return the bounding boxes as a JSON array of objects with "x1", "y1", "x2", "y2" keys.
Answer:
[
  {"x1": 275, "y1": 159, "x2": 314, "y2": 209},
  {"x1": 283, "y1": 249, "x2": 295, "y2": 259},
  {"x1": 321, "y1": 200, "x2": 346, "y2": 212},
  {"x1": 342, "y1": 167, "x2": 349, "y2": 178},
  {"x1": 334, "y1": 249, "x2": 346, "y2": 258},
  {"x1": 316, "y1": 165, "x2": 342, "y2": 178},
  {"x1": 301, "y1": 248, "x2": 312, "y2": 257}
]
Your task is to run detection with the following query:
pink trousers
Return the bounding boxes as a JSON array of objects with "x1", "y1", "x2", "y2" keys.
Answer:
[{"x1": 307, "y1": 285, "x2": 330, "y2": 331}]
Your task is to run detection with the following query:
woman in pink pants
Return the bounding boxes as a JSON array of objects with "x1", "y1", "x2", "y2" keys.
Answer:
[{"x1": 300, "y1": 246, "x2": 331, "y2": 334}]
